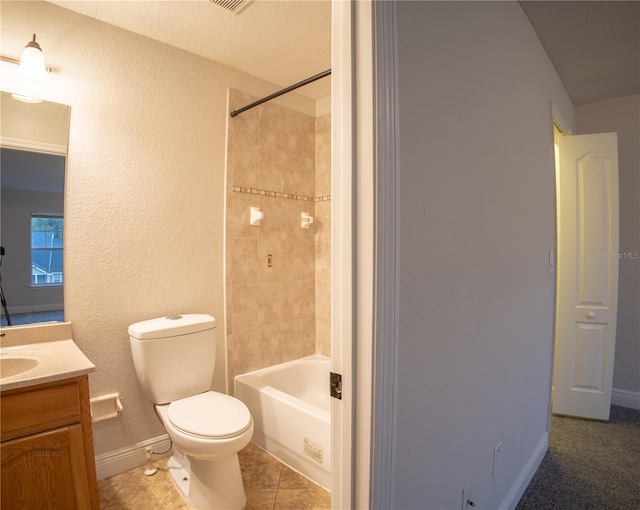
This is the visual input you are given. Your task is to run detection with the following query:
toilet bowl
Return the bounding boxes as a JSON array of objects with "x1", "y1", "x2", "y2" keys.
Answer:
[
  {"x1": 129, "y1": 314, "x2": 254, "y2": 510},
  {"x1": 155, "y1": 392, "x2": 254, "y2": 509},
  {"x1": 156, "y1": 391, "x2": 253, "y2": 459}
]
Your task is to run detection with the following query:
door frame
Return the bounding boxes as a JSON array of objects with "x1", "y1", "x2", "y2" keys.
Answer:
[
  {"x1": 331, "y1": 1, "x2": 378, "y2": 508},
  {"x1": 369, "y1": 1, "x2": 400, "y2": 508},
  {"x1": 549, "y1": 101, "x2": 573, "y2": 425},
  {"x1": 330, "y1": 0, "x2": 355, "y2": 507},
  {"x1": 331, "y1": 1, "x2": 378, "y2": 507}
]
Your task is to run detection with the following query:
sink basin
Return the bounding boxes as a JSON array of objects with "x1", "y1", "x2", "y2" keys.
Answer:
[
  {"x1": 0, "y1": 339, "x2": 96, "y2": 391},
  {"x1": 1, "y1": 357, "x2": 40, "y2": 378}
]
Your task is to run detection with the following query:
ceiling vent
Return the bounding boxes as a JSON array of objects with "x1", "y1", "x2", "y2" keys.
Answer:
[{"x1": 209, "y1": 0, "x2": 252, "y2": 15}]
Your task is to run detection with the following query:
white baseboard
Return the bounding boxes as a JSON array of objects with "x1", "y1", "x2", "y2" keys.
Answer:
[
  {"x1": 94, "y1": 434, "x2": 171, "y2": 481},
  {"x1": 93, "y1": 390, "x2": 638, "y2": 485},
  {"x1": 5, "y1": 303, "x2": 63, "y2": 314},
  {"x1": 500, "y1": 432, "x2": 548, "y2": 510},
  {"x1": 612, "y1": 388, "x2": 640, "y2": 410}
]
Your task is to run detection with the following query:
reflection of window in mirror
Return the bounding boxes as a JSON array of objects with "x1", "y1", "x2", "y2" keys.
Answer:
[
  {"x1": 0, "y1": 91, "x2": 70, "y2": 326},
  {"x1": 31, "y1": 213, "x2": 64, "y2": 286}
]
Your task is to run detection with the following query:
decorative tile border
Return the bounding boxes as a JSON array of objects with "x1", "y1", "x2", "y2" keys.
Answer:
[{"x1": 232, "y1": 186, "x2": 331, "y2": 202}]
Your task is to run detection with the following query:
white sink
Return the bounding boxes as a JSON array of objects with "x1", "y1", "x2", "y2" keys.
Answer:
[{"x1": 0, "y1": 357, "x2": 40, "y2": 378}]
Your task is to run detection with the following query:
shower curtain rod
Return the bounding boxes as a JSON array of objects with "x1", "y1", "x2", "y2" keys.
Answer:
[{"x1": 229, "y1": 69, "x2": 331, "y2": 118}]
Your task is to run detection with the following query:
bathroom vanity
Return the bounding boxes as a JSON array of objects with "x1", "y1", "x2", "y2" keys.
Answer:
[{"x1": 0, "y1": 323, "x2": 99, "y2": 509}]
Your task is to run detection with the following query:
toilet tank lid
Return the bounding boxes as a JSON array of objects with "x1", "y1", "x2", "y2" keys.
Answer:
[{"x1": 129, "y1": 314, "x2": 216, "y2": 340}]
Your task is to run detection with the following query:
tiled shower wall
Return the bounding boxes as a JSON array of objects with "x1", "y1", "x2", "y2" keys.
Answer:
[
  {"x1": 225, "y1": 89, "x2": 331, "y2": 391},
  {"x1": 314, "y1": 114, "x2": 331, "y2": 357}
]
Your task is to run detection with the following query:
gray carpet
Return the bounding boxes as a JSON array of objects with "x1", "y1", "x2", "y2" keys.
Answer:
[{"x1": 516, "y1": 405, "x2": 640, "y2": 510}]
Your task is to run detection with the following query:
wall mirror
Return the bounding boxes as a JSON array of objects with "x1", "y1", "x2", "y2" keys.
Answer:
[{"x1": 1, "y1": 91, "x2": 70, "y2": 326}]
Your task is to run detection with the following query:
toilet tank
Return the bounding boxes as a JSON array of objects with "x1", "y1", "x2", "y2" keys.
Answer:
[{"x1": 129, "y1": 314, "x2": 216, "y2": 405}]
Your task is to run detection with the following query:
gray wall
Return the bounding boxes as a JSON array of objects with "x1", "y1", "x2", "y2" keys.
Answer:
[
  {"x1": 392, "y1": 2, "x2": 574, "y2": 508},
  {"x1": 1, "y1": 188, "x2": 64, "y2": 312},
  {"x1": 576, "y1": 94, "x2": 640, "y2": 394}
]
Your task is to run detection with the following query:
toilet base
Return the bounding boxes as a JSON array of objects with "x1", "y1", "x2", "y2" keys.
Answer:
[{"x1": 167, "y1": 450, "x2": 247, "y2": 510}]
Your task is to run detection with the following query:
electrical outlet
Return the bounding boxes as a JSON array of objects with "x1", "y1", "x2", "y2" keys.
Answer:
[
  {"x1": 462, "y1": 481, "x2": 475, "y2": 509},
  {"x1": 493, "y1": 441, "x2": 502, "y2": 476}
]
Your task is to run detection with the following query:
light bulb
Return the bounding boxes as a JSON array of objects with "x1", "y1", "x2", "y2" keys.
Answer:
[{"x1": 18, "y1": 34, "x2": 47, "y2": 79}]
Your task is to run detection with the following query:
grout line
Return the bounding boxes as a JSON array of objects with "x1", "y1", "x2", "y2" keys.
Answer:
[{"x1": 273, "y1": 463, "x2": 283, "y2": 510}]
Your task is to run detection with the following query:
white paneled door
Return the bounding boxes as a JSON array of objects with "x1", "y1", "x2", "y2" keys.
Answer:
[{"x1": 553, "y1": 132, "x2": 619, "y2": 421}]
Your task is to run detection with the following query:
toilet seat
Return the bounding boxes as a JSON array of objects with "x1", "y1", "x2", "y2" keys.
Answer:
[{"x1": 168, "y1": 392, "x2": 252, "y2": 439}]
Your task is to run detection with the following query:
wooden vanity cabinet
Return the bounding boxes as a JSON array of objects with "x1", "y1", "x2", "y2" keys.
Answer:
[{"x1": 1, "y1": 375, "x2": 100, "y2": 510}]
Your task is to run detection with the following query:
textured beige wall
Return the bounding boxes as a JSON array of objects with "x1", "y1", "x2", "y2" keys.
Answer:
[
  {"x1": 225, "y1": 90, "x2": 331, "y2": 390},
  {"x1": 0, "y1": 1, "x2": 316, "y2": 457}
]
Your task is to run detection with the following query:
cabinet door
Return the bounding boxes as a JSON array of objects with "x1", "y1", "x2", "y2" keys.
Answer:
[{"x1": 1, "y1": 424, "x2": 93, "y2": 510}]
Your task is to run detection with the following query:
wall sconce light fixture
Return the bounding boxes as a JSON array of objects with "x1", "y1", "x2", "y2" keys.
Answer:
[
  {"x1": 0, "y1": 34, "x2": 53, "y2": 103},
  {"x1": 18, "y1": 34, "x2": 49, "y2": 79},
  {"x1": 0, "y1": 33, "x2": 52, "y2": 78}
]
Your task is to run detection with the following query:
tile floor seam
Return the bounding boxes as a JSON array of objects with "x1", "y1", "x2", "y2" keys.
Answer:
[{"x1": 273, "y1": 463, "x2": 283, "y2": 510}]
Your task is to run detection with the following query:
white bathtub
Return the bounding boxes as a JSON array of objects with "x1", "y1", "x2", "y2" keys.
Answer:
[{"x1": 234, "y1": 354, "x2": 331, "y2": 490}]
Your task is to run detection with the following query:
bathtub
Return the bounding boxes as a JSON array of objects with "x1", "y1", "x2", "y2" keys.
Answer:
[{"x1": 234, "y1": 354, "x2": 331, "y2": 490}]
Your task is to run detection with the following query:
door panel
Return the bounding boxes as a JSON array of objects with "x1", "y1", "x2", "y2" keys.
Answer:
[
  {"x1": 553, "y1": 132, "x2": 618, "y2": 420},
  {"x1": 577, "y1": 153, "x2": 611, "y2": 306},
  {"x1": 573, "y1": 323, "x2": 607, "y2": 391}
]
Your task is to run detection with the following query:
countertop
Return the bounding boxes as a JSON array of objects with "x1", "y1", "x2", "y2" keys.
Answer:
[{"x1": 0, "y1": 323, "x2": 96, "y2": 391}]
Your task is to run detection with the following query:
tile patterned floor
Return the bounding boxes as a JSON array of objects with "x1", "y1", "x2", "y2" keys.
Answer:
[{"x1": 98, "y1": 441, "x2": 332, "y2": 509}]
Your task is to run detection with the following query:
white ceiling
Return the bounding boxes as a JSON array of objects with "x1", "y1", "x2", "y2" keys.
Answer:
[
  {"x1": 48, "y1": 1, "x2": 638, "y2": 106},
  {"x1": 49, "y1": 0, "x2": 332, "y2": 100}
]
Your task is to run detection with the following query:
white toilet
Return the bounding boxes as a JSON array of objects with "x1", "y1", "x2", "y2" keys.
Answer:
[{"x1": 129, "y1": 314, "x2": 253, "y2": 510}]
